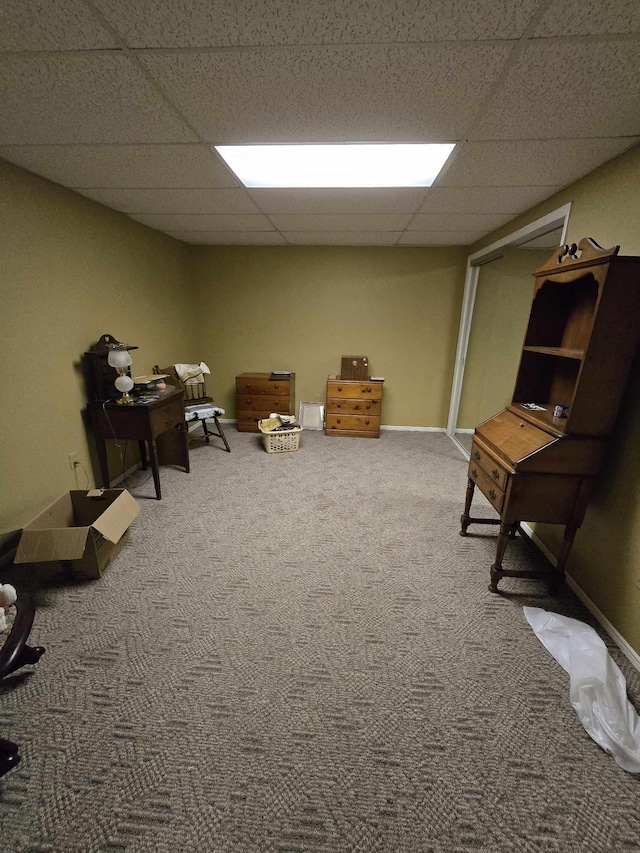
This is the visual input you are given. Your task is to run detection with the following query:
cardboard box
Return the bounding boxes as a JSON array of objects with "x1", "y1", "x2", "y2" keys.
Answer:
[
  {"x1": 14, "y1": 489, "x2": 140, "y2": 580},
  {"x1": 341, "y1": 356, "x2": 369, "y2": 380}
]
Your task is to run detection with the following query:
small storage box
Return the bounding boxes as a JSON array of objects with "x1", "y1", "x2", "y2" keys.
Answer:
[
  {"x1": 258, "y1": 420, "x2": 303, "y2": 453},
  {"x1": 341, "y1": 356, "x2": 368, "y2": 380}
]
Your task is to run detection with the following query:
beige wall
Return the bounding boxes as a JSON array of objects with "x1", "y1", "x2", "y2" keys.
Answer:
[
  {"x1": 3, "y1": 141, "x2": 640, "y2": 655},
  {"x1": 471, "y1": 143, "x2": 640, "y2": 653},
  {"x1": 0, "y1": 159, "x2": 193, "y2": 534},
  {"x1": 457, "y1": 247, "x2": 549, "y2": 430},
  {"x1": 192, "y1": 246, "x2": 467, "y2": 428}
]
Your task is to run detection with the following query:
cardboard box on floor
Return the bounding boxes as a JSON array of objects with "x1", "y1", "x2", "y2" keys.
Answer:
[{"x1": 14, "y1": 489, "x2": 140, "y2": 580}]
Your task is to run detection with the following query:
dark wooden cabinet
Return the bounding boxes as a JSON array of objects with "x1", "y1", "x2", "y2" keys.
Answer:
[
  {"x1": 235, "y1": 373, "x2": 295, "y2": 432},
  {"x1": 88, "y1": 389, "x2": 189, "y2": 500},
  {"x1": 460, "y1": 238, "x2": 640, "y2": 592},
  {"x1": 325, "y1": 377, "x2": 383, "y2": 438}
]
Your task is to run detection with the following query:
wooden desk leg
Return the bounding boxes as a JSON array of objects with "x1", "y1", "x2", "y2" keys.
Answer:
[
  {"x1": 489, "y1": 522, "x2": 516, "y2": 593},
  {"x1": 460, "y1": 478, "x2": 475, "y2": 535},
  {"x1": 182, "y1": 425, "x2": 190, "y2": 474},
  {"x1": 149, "y1": 440, "x2": 162, "y2": 500},
  {"x1": 550, "y1": 526, "x2": 577, "y2": 592},
  {"x1": 138, "y1": 440, "x2": 147, "y2": 470},
  {"x1": 550, "y1": 479, "x2": 591, "y2": 593},
  {"x1": 96, "y1": 437, "x2": 110, "y2": 488}
]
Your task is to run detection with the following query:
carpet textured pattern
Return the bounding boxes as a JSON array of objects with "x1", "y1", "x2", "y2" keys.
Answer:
[{"x1": 1, "y1": 430, "x2": 639, "y2": 852}]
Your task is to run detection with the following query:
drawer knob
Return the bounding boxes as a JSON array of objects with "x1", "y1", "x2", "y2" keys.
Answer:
[
  {"x1": 274, "y1": 384, "x2": 279, "y2": 389},
  {"x1": 471, "y1": 468, "x2": 478, "y2": 480},
  {"x1": 519, "y1": 422, "x2": 525, "y2": 428},
  {"x1": 354, "y1": 404, "x2": 359, "y2": 410},
  {"x1": 488, "y1": 489, "x2": 497, "y2": 501},
  {"x1": 491, "y1": 468, "x2": 499, "y2": 479},
  {"x1": 473, "y1": 450, "x2": 481, "y2": 461},
  {"x1": 336, "y1": 418, "x2": 341, "y2": 424},
  {"x1": 337, "y1": 386, "x2": 342, "y2": 392},
  {"x1": 365, "y1": 419, "x2": 370, "y2": 425},
  {"x1": 336, "y1": 402, "x2": 342, "y2": 408}
]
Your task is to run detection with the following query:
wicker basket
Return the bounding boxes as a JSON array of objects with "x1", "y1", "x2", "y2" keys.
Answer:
[{"x1": 258, "y1": 420, "x2": 303, "y2": 453}]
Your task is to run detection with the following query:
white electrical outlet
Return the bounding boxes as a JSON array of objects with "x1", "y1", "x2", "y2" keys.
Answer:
[{"x1": 68, "y1": 452, "x2": 79, "y2": 470}]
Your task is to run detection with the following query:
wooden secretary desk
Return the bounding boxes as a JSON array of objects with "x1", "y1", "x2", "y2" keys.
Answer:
[{"x1": 460, "y1": 238, "x2": 640, "y2": 592}]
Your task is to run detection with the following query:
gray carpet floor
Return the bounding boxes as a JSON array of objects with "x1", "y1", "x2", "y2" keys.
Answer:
[{"x1": 1, "y1": 430, "x2": 639, "y2": 852}]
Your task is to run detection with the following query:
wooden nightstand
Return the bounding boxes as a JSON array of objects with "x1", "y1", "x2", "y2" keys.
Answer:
[
  {"x1": 325, "y1": 376, "x2": 384, "y2": 438},
  {"x1": 236, "y1": 373, "x2": 295, "y2": 432}
]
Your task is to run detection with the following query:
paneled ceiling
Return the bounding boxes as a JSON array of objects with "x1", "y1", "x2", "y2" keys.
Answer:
[{"x1": 1, "y1": 0, "x2": 639, "y2": 246}]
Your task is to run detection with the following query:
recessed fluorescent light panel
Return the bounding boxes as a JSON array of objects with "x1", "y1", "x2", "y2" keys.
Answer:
[{"x1": 214, "y1": 143, "x2": 455, "y2": 188}]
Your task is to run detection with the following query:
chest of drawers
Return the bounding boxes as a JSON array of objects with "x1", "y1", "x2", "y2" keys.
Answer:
[
  {"x1": 236, "y1": 373, "x2": 295, "y2": 432},
  {"x1": 325, "y1": 377, "x2": 384, "y2": 438}
]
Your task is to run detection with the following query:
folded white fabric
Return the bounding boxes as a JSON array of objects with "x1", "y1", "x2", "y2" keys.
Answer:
[
  {"x1": 174, "y1": 362, "x2": 211, "y2": 383},
  {"x1": 184, "y1": 404, "x2": 225, "y2": 421}
]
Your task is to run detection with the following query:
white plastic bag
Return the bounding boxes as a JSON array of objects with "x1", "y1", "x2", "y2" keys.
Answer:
[{"x1": 524, "y1": 606, "x2": 640, "y2": 773}]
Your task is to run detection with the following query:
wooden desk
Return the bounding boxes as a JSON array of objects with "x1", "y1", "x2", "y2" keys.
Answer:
[
  {"x1": 88, "y1": 389, "x2": 189, "y2": 500},
  {"x1": 458, "y1": 238, "x2": 640, "y2": 593},
  {"x1": 460, "y1": 408, "x2": 602, "y2": 592}
]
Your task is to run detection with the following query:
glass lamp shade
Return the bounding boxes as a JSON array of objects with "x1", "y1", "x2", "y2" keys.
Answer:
[
  {"x1": 107, "y1": 347, "x2": 132, "y2": 369},
  {"x1": 114, "y1": 374, "x2": 134, "y2": 393}
]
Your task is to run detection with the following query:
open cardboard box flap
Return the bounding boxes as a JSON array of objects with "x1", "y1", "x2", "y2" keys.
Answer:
[
  {"x1": 88, "y1": 489, "x2": 140, "y2": 543},
  {"x1": 16, "y1": 526, "x2": 91, "y2": 562},
  {"x1": 14, "y1": 489, "x2": 140, "y2": 565}
]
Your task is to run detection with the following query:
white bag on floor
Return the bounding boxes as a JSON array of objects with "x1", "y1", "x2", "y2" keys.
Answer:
[{"x1": 524, "y1": 606, "x2": 640, "y2": 773}]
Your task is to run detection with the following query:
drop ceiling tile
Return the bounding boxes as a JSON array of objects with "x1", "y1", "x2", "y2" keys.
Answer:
[
  {"x1": 94, "y1": 0, "x2": 539, "y2": 47},
  {"x1": 409, "y1": 213, "x2": 512, "y2": 231},
  {"x1": 283, "y1": 231, "x2": 400, "y2": 245},
  {"x1": 419, "y1": 186, "x2": 558, "y2": 214},
  {"x1": 440, "y1": 138, "x2": 640, "y2": 186},
  {"x1": 0, "y1": 144, "x2": 240, "y2": 188},
  {"x1": 0, "y1": 55, "x2": 197, "y2": 144},
  {"x1": 270, "y1": 213, "x2": 411, "y2": 231},
  {"x1": 399, "y1": 231, "x2": 485, "y2": 245},
  {"x1": 533, "y1": 0, "x2": 640, "y2": 36},
  {"x1": 0, "y1": 0, "x2": 119, "y2": 51},
  {"x1": 472, "y1": 40, "x2": 640, "y2": 140},
  {"x1": 166, "y1": 231, "x2": 287, "y2": 245},
  {"x1": 130, "y1": 213, "x2": 274, "y2": 231},
  {"x1": 140, "y1": 43, "x2": 513, "y2": 143},
  {"x1": 77, "y1": 187, "x2": 260, "y2": 215},
  {"x1": 249, "y1": 188, "x2": 427, "y2": 215}
]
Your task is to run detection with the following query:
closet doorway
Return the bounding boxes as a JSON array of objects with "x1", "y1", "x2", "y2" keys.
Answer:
[{"x1": 446, "y1": 204, "x2": 572, "y2": 458}]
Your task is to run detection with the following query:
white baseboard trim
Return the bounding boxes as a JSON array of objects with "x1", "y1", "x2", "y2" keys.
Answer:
[
  {"x1": 519, "y1": 522, "x2": 640, "y2": 672},
  {"x1": 380, "y1": 425, "x2": 446, "y2": 432},
  {"x1": 454, "y1": 428, "x2": 475, "y2": 434},
  {"x1": 221, "y1": 420, "x2": 446, "y2": 432}
]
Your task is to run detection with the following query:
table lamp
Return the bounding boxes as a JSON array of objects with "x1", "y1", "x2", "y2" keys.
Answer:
[{"x1": 107, "y1": 344, "x2": 134, "y2": 404}]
